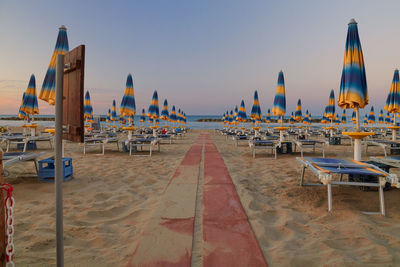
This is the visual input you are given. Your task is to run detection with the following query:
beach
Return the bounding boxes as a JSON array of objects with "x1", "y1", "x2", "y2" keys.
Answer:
[{"x1": 3, "y1": 127, "x2": 400, "y2": 266}]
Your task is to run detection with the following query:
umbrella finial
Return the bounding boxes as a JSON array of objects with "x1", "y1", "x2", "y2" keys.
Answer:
[
  {"x1": 349, "y1": 18, "x2": 357, "y2": 24},
  {"x1": 59, "y1": 25, "x2": 67, "y2": 30}
]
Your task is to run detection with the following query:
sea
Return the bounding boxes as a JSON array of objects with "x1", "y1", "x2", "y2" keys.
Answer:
[{"x1": 0, "y1": 115, "x2": 374, "y2": 130}]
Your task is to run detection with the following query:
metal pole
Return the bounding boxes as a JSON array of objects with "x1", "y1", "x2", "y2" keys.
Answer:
[
  {"x1": 393, "y1": 114, "x2": 396, "y2": 141},
  {"x1": 55, "y1": 54, "x2": 64, "y2": 267},
  {"x1": 354, "y1": 108, "x2": 362, "y2": 161}
]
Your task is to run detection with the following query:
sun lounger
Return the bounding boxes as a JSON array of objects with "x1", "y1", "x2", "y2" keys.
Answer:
[
  {"x1": 83, "y1": 137, "x2": 119, "y2": 155},
  {"x1": 364, "y1": 140, "x2": 400, "y2": 157},
  {"x1": 370, "y1": 156, "x2": 400, "y2": 168},
  {"x1": 249, "y1": 139, "x2": 279, "y2": 159},
  {"x1": 128, "y1": 138, "x2": 160, "y2": 156},
  {"x1": 158, "y1": 134, "x2": 173, "y2": 144},
  {"x1": 2, "y1": 151, "x2": 45, "y2": 176},
  {"x1": 297, "y1": 157, "x2": 400, "y2": 215},
  {"x1": 232, "y1": 135, "x2": 249, "y2": 147},
  {"x1": 293, "y1": 139, "x2": 327, "y2": 157}
]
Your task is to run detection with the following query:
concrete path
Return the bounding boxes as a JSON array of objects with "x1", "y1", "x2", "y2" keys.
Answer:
[{"x1": 128, "y1": 133, "x2": 267, "y2": 267}]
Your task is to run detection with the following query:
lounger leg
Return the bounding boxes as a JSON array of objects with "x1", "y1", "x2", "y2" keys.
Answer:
[
  {"x1": 300, "y1": 166, "x2": 305, "y2": 186},
  {"x1": 130, "y1": 143, "x2": 132, "y2": 156},
  {"x1": 150, "y1": 146, "x2": 152, "y2": 157},
  {"x1": 339, "y1": 174, "x2": 343, "y2": 182},
  {"x1": 379, "y1": 178, "x2": 385, "y2": 216},
  {"x1": 253, "y1": 148, "x2": 256, "y2": 158},
  {"x1": 327, "y1": 183, "x2": 332, "y2": 212},
  {"x1": 102, "y1": 144, "x2": 105, "y2": 155},
  {"x1": 34, "y1": 160, "x2": 39, "y2": 175},
  {"x1": 322, "y1": 148, "x2": 325, "y2": 158},
  {"x1": 300, "y1": 149, "x2": 303, "y2": 158},
  {"x1": 384, "y1": 148, "x2": 387, "y2": 158},
  {"x1": 6, "y1": 141, "x2": 10, "y2": 152},
  {"x1": 274, "y1": 148, "x2": 277, "y2": 160},
  {"x1": 23, "y1": 142, "x2": 27, "y2": 152}
]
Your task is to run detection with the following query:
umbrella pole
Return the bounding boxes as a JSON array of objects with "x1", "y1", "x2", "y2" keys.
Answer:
[
  {"x1": 55, "y1": 54, "x2": 64, "y2": 267},
  {"x1": 393, "y1": 114, "x2": 397, "y2": 141},
  {"x1": 280, "y1": 115, "x2": 284, "y2": 142},
  {"x1": 330, "y1": 119, "x2": 334, "y2": 137},
  {"x1": 354, "y1": 108, "x2": 362, "y2": 161}
]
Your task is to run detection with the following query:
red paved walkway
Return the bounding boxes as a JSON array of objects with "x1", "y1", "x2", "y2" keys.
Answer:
[{"x1": 128, "y1": 133, "x2": 267, "y2": 266}]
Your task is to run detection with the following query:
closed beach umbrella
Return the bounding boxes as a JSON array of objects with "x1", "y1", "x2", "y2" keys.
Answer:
[
  {"x1": 18, "y1": 93, "x2": 27, "y2": 119},
  {"x1": 335, "y1": 114, "x2": 341, "y2": 125},
  {"x1": 289, "y1": 112, "x2": 295, "y2": 124},
  {"x1": 21, "y1": 74, "x2": 39, "y2": 118},
  {"x1": 237, "y1": 100, "x2": 247, "y2": 122},
  {"x1": 326, "y1": 90, "x2": 335, "y2": 120},
  {"x1": 160, "y1": 99, "x2": 169, "y2": 121},
  {"x1": 119, "y1": 74, "x2": 136, "y2": 121},
  {"x1": 234, "y1": 105, "x2": 238, "y2": 120},
  {"x1": 84, "y1": 91, "x2": 93, "y2": 120},
  {"x1": 351, "y1": 110, "x2": 356, "y2": 124},
  {"x1": 385, "y1": 112, "x2": 391, "y2": 124},
  {"x1": 341, "y1": 109, "x2": 347, "y2": 124},
  {"x1": 111, "y1": 100, "x2": 118, "y2": 121},
  {"x1": 321, "y1": 114, "x2": 328, "y2": 124},
  {"x1": 294, "y1": 99, "x2": 302, "y2": 122},
  {"x1": 303, "y1": 110, "x2": 311, "y2": 125},
  {"x1": 338, "y1": 19, "x2": 368, "y2": 128},
  {"x1": 384, "y1": 69, "x2": 400, "y2": 119},
  {"x1": 228, "y1": 110, "x2": 234, "y2": 125},
  {"x1": 39, "y1": 26, "x2": 69, "y2": 105},
  {"x1": 169, "y1": 106, "x2": 177, "y2": 123},
  {"x1": 147, "y1": 90, "x2": 159, "y2": 119},
  {"x1": 363, "y1": 114, "x2": 368, "y2": 125},
  {"x1": 272, "y1": 71, "x2": 286, "y2": 121},
  {"x1": 265, "y1": 109, "x2": 272, "y2": 123},
  {"x1": 140, "y1": 109, "x2": 146, "y2": 122},
  {"x1": 368, "y1": 106, "x2": 375, "y2": 124},
  {"x1": 250, "y1": 90, "x2": 262, "y2": 121},
  {"x1": 106, "y1": 109, "x2": 111, "y2": 123},
  {"x1": 378, "y1": 109, "x2": 384, "y2": 124}
]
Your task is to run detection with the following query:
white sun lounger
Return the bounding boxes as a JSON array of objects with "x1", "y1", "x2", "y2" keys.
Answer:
[
  {"x1": 297, "y1": 157, "x2": 400, "y2": 216},
  {"x1": 2, "y1": 151, "x2": 46, "y2": 176},
  {"x1": 127, "y1": 138, "x2": 160, "y2": 157},
  {"x1": 364, "y1": 140, "x2": 400, "y2": 157},
  {"x1": 293, "y1": 139, "x2": 328, "y2": 157},
  {"x1": 249, "y1": 139, "x2": 279, "y2": 159},
  {"x1": 83, "y1": 137, "x2": 119, "y2": 155}
]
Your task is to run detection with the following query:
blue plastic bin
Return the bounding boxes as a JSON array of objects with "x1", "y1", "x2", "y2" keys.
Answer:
[{"x1": 38, "y1": 157, "x2": 73, "y2": 182}]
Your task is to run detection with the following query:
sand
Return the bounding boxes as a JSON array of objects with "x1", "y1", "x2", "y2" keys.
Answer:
[{"x1": 2, "y1": 128, "x2": 400, "y2": 266}]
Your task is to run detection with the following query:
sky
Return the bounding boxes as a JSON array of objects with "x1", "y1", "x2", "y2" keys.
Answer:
[{"x1": 0, "y1": 0, "x2": 400, "y2": 116}]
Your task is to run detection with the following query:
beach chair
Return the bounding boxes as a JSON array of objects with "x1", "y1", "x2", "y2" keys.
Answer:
[
  {"x1": 127, "y1": 137, "x2": 160, "y2": 156},
  {"x1": 83, "y1": 136, "x2": 119, "y2": 155},
  {"x1": 370, "y1": 156, "x2": 400, "y2": 168},
  {"x1": 2, "y1": 150, "x2": 45, "y2": 176},
  {"x1": 232, "y1": 134, "x2": 249, "y2": 147},
  {"x1": 297, "y1": 157, "x2": 400, "y2": 215},
  {"x1": 364, "y1": 140, "x2": 400, "y2": 157},
  {"x1": 249, "y1": 139, "x2": 279, "y2": 159},
  {"x1": 293, "y1": 139, "x2": 328, "y2": 157}
]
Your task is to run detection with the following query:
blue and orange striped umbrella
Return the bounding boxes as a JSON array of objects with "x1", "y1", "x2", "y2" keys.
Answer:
[
  {"x1": 160, "y1": 99, "x2": 169, "y2": 121},
  {"x1": 140, "y1": 108, "x2": 146, "y2": 122},
  {"x1": 385, "y1": 112, "x2": 392, "y2": 124},
  {"x1": 363, "y1": 114, "x2": 368, "y2": 125},
  {"x1": 250, "y1": 90, "x2": 262, "y2": 121},
  {"x1": 351, "y1": 110, "x2": 356, "y2": 124},
  {"x1": 334, "y1": 114, "x2": 341, "y2": 125},
  {"x1": 289, "y1": 112, "x2": 295, "y2": 124},
  {"x1": 39, "y1": 26, "x2": 69, "y2": 105},
  {"x1": 326, "y1": 90, "x2": 335, "y2": 120},
  {"x1": 183, "y1": 113, "x2": 187, "y2": 124},
  {"x1": 272, "y1": 71, "x2": 286, "y2": 117},
  {"x1": 119, "y1": 74, "x2": 136, "y2": 118},
  {"x1": 368, "y1": 106, "x2": 375, "y2": 124},
  {"x1": 83, "y1": 91, "x2": 93, "y2": 120},
  {"x1": 237, "y1": 100, "x2": 247, "y2": 122},
  {"x1": 233, "y1": 105, "x2": 239, "y2": 122},
  {"x1": 321, "y1": 114, "x2": 328, "y2": 124},
  {"x1": 169, "y1": 106, "x2": 177, "y2": 123},
  {"x1": 111, "y1": 100, "x2": 118, "y2": 121},
  {"x1": 341, "y1": 109, "x2": 347, "y2": 124},
  {"x1": 18, "y1": 93, "x2": 27, "y2": 119},
  {"x1": 303, "y1": 110, "x2": 311, "y2": 125},
  {"x1": 21, "y1": 74, "x2": 39, "y2": 116},
  {"x1": 265, "y1": 109, "x2": 272, "y2": 123},
  {"x1": 378, "y1": 109, "x2": 384, "y2": 124},
  {"x1": 147, "y1": 91, "x2": 159, "y2": 119},
  {"x1": 338, "y1": 19, "x2": 368, "y2": 110},
  {"x1": 106, "y1": 109, "x2": 111, "y2": 123},
  {"x1": 294, "y1": 99, "x2": 302, "y2": 122},
  {"x1": 384, "y1": 69, "x2": 400, "y2": 116}
]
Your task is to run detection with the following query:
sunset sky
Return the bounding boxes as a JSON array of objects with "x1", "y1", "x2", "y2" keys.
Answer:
[{"x1": 1, "y1": 0, "x2": 399, "y2": 116}]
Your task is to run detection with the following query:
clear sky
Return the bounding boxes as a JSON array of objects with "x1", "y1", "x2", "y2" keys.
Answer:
[{"x1": 1, "y1": 0, "x2": 399, "y2": 116}]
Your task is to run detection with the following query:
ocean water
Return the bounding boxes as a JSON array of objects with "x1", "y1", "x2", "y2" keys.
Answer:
[{"x1": 0, "y1": 115, "x2": 381, "y2": 130}]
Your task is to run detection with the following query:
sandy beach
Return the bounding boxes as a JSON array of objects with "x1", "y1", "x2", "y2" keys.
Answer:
[{"x1": 3, "y1": 128, "x2": 400, "y2": 266}]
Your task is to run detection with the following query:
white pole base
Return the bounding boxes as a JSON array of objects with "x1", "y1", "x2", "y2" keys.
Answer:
[
  {"x1": 354, "y1": 139, "x2": 362, "y2": 161},
  {"x1": 280, "y1": 130, "x2": 284, "y2": 142}
]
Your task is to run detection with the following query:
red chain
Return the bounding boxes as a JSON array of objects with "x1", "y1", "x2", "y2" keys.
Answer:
[{"x1": 1, "y1": 183, "x2": 14, "y2": 265}]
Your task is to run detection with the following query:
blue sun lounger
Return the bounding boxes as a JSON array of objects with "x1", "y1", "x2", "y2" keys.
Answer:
[{"x1": 297, "y1": 157, "x2": 400, "y2": 215}]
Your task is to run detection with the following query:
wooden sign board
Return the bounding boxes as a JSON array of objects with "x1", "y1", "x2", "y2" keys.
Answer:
[{"x1": 63, "y1": 45, "x2": 85, "y2": 143}]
